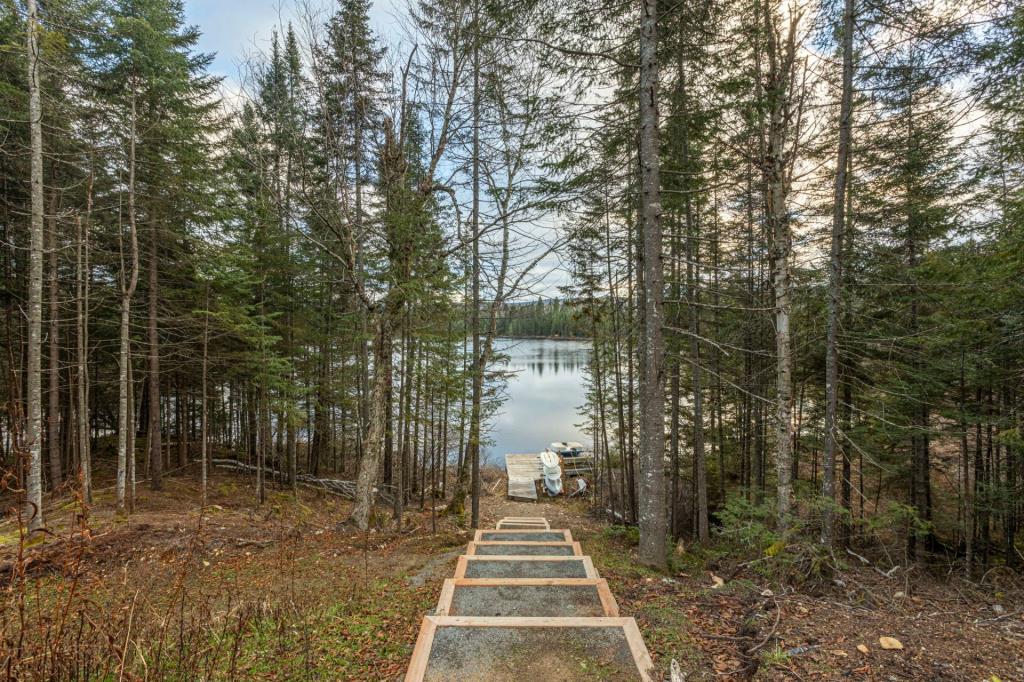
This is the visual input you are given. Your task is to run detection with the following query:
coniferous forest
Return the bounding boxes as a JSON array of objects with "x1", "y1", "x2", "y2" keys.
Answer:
[{"x1": 1, "y1": 0, "x2": 1023, "y2": 679}]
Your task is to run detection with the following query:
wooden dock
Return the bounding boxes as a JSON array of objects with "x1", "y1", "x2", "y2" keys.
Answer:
[
  {"x1": 405, "y1": 517, "x2": 655, "y2": 681},
  {"x1": 504, "y1": 454, "x2": 543, "y2": 500}
]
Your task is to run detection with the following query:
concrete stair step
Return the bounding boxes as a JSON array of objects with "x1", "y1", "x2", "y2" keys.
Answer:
[
  {"x1": 467, "y1": 541, "x2": 582, "y2": 556},
  {"x1": 405, "y1": 616, "x2": 654, "y2": 682},
  {"x1": 475, "y1": 529, "x2": 572, "y2": 543},
  {"x1": 435, "y1": 578, "x2": 619, "y2": 617},
  {"x1": 496, "y1": 521, "x2": 549, "y2": 529},
  {"x1": 455, "y1": 555, "x2": 598, "y2": 579}
]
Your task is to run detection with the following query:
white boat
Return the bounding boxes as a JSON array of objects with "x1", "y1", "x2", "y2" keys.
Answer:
[
  {"x1": 548, "y1": 441, "x2": 587, "y2": 458},
  {"x1": 539, "y1": 450, "x2": 563, "y2": 496}
]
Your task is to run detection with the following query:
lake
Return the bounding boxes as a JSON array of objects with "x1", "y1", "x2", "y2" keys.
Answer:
[{"x1": 482, "y1": 338, "x2": 592, "y2": 465}]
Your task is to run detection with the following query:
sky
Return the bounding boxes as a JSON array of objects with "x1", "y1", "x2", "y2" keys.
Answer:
[{"x1": 183, "y1": 0, "x2": 400, "y2": 100}]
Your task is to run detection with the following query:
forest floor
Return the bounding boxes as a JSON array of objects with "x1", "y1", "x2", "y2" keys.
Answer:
[{"x1": 2, "y1": 467, "x2": 1022, "y2": 680}]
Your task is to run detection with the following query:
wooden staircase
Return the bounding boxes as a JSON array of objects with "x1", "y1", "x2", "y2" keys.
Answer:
[{"x1": 405, "y1": 517, "x2": 655, "y2": 681}]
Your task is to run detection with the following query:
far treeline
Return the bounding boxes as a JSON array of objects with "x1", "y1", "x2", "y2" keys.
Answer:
[
  {"x1": 495, "y1": 299, "x2": 588, "y2": 339},
  {"x1": 2, "y1": 0, "x2": 1022, "y2": 576}
]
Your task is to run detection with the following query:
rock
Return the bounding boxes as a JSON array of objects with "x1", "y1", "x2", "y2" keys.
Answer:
[
  {"x1": 878, "y1": 636, "x2": 903, "y2": 650},
  {"x1": 857, "y1": 644, "x2": 870, "y2": 654}
]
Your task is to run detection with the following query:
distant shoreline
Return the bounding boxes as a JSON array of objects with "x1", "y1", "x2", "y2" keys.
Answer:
[{"x1": 498, "y1": 335, "x2": 589, "y2": 341}]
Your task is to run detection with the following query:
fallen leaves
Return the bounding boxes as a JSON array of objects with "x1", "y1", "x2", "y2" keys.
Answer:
[{"x1": 878, "y1": 636, "x2": 904, "y2": 650}]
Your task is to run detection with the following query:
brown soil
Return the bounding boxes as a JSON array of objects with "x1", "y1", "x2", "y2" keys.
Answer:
[
  {"x1": 3, "y1": 470, "x2": 1022, "y2": 680},
  {"x1": 486, "y1": 496, "x2": 1024, "y2": 681}
]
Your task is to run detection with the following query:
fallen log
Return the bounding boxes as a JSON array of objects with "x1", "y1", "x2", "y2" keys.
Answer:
[{"x1": 211, "y1": 459, "x2": 394, "y2": 504}]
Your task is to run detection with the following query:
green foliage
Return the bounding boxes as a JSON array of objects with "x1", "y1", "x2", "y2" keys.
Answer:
[
  {"x1": 862, "y1": 502, "x2": 933, "y2": 562},
  {"x1": 602, "y1": 524, "x2": 640, "y2": 546},
  {"x1": 496, "y1": 298, "x2": 588, "y2": 338},
  {"x1": 716, "y1": 494, "x2": 835, "y2": 586}
]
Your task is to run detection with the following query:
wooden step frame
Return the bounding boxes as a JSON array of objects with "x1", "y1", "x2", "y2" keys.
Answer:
[
  {"x1": 404, "y1": 616, "x2": 654, "y2": 682},
  {"x1": 474, "y1": 528, "x2": 572, "y2": 542},
  {"x1": 454, "y1": 555, "x2": 598, "y2": 579},
  {"x1": 434, "y1": 578, "x2": 619, "y2": 617},
  {"x1": 496, "y1": 521, "x2": 550, "y2": 529},
  {"x1": 466, "y1": 541, "x2": 583, "y2": 556},
  {"x1": 496, "y1": 517, "x2": 550, "y2": 530}
]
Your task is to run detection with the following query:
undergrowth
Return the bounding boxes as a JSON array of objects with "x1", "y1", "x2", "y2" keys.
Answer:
[{"x1": 0, "y1": 495, "x2": 436, "y2": 681}]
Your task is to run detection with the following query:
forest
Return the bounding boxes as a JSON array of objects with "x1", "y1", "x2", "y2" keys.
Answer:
[
  {"x1": 1, "y1": 0, "x2": 1023, "y2": 678},
  {"x1": 495, "y1": 298, "x2": 587, "y2": 338}
]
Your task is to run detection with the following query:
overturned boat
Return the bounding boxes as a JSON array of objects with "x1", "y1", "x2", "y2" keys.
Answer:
[{"x1": 540, "y1": 450, "x2": 563, "y2": 496}]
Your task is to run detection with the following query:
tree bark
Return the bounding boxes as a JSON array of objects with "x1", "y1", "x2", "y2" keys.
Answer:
[
  {"x1": 638, "y1": 0, "x2": 667, "y2": 569},
  {"x1": 468, "y1": 0, "x2": 483, "y2": 529},
  {"x1": 687, "y1": 202, "x2": 708, "y2": 542},
  {"x1": 47, "y1": 202, "x2": 62, "y2": 489},
  {"x1": 76, "y1": 212, "x2": 91, "y2": 502},
  {"x1": 201, "y1": 285, "x2": 209, "y2": 507},
  {"x1": 148, "y1": 212, "x2": 162, "y2": 490},
  {"x1": 764, "y1": 4, "x2": 797, "y2": 529},
  {"x1": 117, "y1": 90, "x2": 140, "y2": 512},
  {"x1": 24, "y1": 0, "x2": 45, "y2": 531},
  {"x1": 351, "y1": 314, "x2": 392, "y2": 529}
]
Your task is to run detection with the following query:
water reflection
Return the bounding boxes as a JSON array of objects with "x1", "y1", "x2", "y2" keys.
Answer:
[{"x1": 482, "y1": 338, "x2": 592, "y2": 465}]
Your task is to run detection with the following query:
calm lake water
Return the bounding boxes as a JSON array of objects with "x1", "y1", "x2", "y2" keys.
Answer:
[{"x1": 482, "y1": 338, "x2": 592, "y2": 465}]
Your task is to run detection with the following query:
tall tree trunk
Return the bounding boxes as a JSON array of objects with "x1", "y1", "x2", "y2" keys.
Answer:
[
  {"x1": 638, "y1": 0, "x2": 667, "y2": 569},
  {"x1": 764, "y1": 5, "x2": 797, "y2": 529},
  {"x1": 686, "y1": 202, "x2": 708, "y2": 542},
  {"x1": 351, "y1": 313, "x2": 392, "y2": 529},
  {"x1": 116, "y1": 91, "x2": 140, "y2": 512},
  {"x1": 201, "y1": 285, "x2": 209, "y2": 507},
  {"x1": 24, "y1": 0, "x2": 45, "y2": 531},
  {"x1": 468, "y1": 0, "x2": 483, "y2": 529},
  {"x1": 626, "y1": 204, "x2": 638, "y2": 521},
  {"x1": 148, "y1": 212, "x2": 162, "y2": 491},
  {"x1": 176, "y1": 380, "x2": 187, "y2": 468},
  {"x1": 127, "y1": 344, "x2": 135, "y2": 509},
  {"x1": 605, "y1": 193, "x2": 628, "y2": 521},
  {"x1": 47, "y1": 204, "x2": 62, "y2": 489},
  {"x1": 394, "y1": 328, "x2": 412, "y2": 522},
  {"x1": 822, "y1": 0, "x2": 855, "y2": 546},
  {"x1": 677, "y1": 64, "x2": 708, "y2": 540},
  {"x1": 75, "y1": 212, "x2": 91, "y2": 502}
]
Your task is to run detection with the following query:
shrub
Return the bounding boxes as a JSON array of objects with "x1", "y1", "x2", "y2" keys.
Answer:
[{"x1": 715, "y1": 493, "x2": 835, "y2": 586}]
